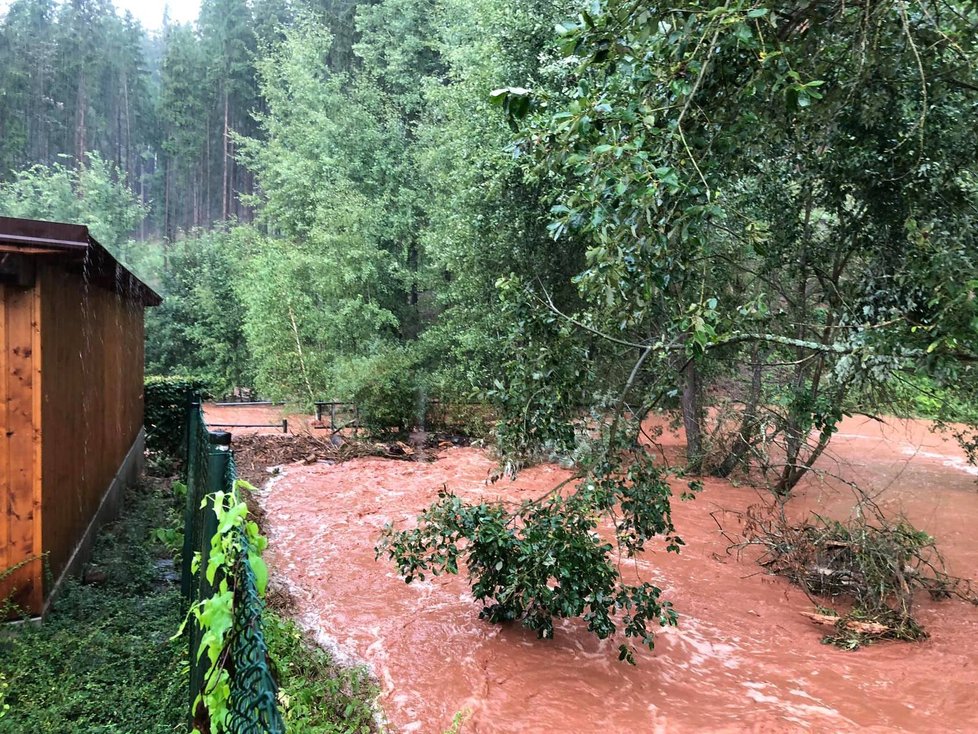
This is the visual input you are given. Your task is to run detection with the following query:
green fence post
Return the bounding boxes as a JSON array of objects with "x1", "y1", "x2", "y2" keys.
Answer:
[
  {"x1": 181, "y1": 398, "x2": 202, "y2": 600},
  {"x1": 188, "y1": 429, "x2": 231, "y2": 730}
]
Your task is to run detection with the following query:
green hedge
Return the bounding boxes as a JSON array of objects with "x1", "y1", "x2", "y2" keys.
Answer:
[{"x1": 144, "y1": 376, "x2": 207, "y2": 457}]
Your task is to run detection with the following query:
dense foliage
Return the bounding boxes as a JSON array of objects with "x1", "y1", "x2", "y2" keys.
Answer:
[
  {"x1": 492, "y1": 0, "x2": 978, "y2": 492},
  {"x1": 381, "y1": 0, "x2": 978, "y2": 655},
  {"x1": 144, "y1": 375, "x2": 207, "y2": 455},
  {"x1": 144, "y1": 230, "x2": 255, "y2": 394}
]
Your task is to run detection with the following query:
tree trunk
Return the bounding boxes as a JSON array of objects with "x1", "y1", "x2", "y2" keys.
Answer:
[
  {"x1": 222, "y1": 89, "x2": 229, "y2": 221},
  {"x1": 779, "y1": 187, "x2": 814, "y2": 493},
  {"x1": 714, "y1": 346, "x2": 764, "y2": 478},
  {"x1": 164, "y1": 156, "x2": 173, "y2": 242},
  {"x1": 75, "y1": 71, "x2": 87, "y2": 164},
  {"x1": 123, "y1": 74, "x2": 132, "y2": 183},
  {"x1": 139, "y1": 155, "x2": 145, "y2": 241},
  {"x1": 682, "y1": 358, "x2": 704, "y2": 472}
]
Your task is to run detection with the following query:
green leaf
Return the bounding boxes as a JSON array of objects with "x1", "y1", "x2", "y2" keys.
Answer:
[{"x1": 249, "y1": 553, "x2": 269, "y2": 597}]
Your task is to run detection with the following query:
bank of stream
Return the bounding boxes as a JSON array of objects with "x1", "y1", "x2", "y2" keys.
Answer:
[{"x1": 245, "y1": 412, "x2": 978, "y2": 733}]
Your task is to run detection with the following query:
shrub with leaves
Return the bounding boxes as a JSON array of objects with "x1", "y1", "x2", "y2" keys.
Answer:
[
  {"x1": 144, "y1": 376, "x2": 207, "y2": 457},
  {"x1": 332, "y1": 347, "x2": 421, "y2": 435},
  {"x1": 379, "y1": 436, "x2": 698, "y2": 663}
]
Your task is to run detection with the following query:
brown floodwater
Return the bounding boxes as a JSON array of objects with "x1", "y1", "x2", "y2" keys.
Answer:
[
  {"x1": 252, "y1": 415, "x2": 978, "y2": 733},
  {"x1": 203, "y1": 403, "x2": 310, "y2": 435}
]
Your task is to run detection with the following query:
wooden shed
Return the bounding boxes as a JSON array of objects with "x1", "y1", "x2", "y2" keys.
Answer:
[{"x1": 0, "y1": 217, "x2": 160, "y2": 618}]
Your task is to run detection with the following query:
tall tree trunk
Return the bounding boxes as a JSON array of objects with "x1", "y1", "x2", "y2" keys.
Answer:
[
  {"x1": 139, "y1": 155, "x2": 145, "y2": 241},
  {"x1": 193, "y1": 180, "x2": 199, "y2": 229},
  {"x1": 682, "y1": 357, "x2": 704, "y2": 472},
  {"x1": 714, "y1": 346, "x2": 764, "y2": 478},
  {"x1": 229, "y1": 134, "x2": 236, "y2": 220},
  {"x1": 75, "y1": 71, "x2": 87, "y2": 164},
  {"x1": 204, "y1": 116, "x2": 211, "y2": 226},
  {"x1": 123, "y1": 74, "x2": 132, "y2": 182},
  {"x1": 222, "y1": 89, "x2": 229, "y2": 221},
  {"x1": 779, "y1": 188, "x2": 814, "y2": 493},
  {"x1": 115, "y1": 96, "x2": 123, "y2": 169},
  {"x1": 164, "y1": 156, "x2": 173, "y2": 242}
]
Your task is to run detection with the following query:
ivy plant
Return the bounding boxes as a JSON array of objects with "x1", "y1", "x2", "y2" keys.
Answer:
[{"x1": 175, "y1": 479, "x2": 269, "y2": 731}]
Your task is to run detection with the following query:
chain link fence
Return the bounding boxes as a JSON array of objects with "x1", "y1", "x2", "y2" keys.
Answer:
[{"x1": 182, "y1": 397, "x2": 285, "y2": 734}]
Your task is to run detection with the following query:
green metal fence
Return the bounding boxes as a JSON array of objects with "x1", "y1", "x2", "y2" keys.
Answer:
[{"x1": 182, "y1": 397, "x2": 285, "y2": 734}]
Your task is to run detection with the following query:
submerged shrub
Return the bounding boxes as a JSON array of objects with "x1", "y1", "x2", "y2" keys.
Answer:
[{"x1": 741, "y1": 499, "x2": 977, "y2": 648}]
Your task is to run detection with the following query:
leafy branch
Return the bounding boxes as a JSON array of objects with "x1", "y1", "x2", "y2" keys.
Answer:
[{"x1": 174, "y1": 479, "x2": 269, "y2": 732}]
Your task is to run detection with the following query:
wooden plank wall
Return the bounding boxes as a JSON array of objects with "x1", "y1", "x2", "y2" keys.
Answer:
[
  {"x1": 0, "y1": 281, "x2": 43, "y2": 613},
  {"x1": 38, "y1": 263, "x2": 145, "y2": 592}
]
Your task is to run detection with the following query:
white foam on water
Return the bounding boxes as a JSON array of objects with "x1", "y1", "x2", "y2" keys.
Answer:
[
  {"x1": 902, "y1": 447, "x2": 978, "y2": 476},
  {"x1": 741, "y1": 681, "x2": 841, "y2": 721}
]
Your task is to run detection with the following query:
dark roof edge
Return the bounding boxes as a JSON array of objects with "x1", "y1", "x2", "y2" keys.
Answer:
[{"x1": 0, "y1": 216, "x2": 162, "y2": 307}]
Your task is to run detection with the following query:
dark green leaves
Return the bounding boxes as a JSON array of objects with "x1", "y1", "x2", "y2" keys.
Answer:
[
  {"x1": 489, "y1": 87, "x2": 533, "y2": 129},
  {"x1": 378, "y1": 466, "x2": 682, "y2": 660}
]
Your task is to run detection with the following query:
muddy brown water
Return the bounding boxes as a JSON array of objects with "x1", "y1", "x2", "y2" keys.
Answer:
[
  {"x1": 203, "y1": 403, "x2": 311, "y2": 435},
  {"x1": 245, "y1": 414, "x2": 978, "y2": 733}
]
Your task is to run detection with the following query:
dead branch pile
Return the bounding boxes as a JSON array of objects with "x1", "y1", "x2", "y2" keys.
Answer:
[
  {"x1": 229, "y1": 432, "x2": 441, "y2": 487},
  {"x1": 725, "y1": 498, "x2": 977, "y2": 648}
]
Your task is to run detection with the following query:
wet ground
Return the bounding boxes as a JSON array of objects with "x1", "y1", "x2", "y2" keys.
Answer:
[{"x1": 226, "y1": 408, "x2": 978, "y2": 733}]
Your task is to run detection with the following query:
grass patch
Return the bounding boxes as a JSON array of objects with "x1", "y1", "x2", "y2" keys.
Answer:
[
  {"x1": 265, "y1": 612, "x2": 380, "y2": 733},
  {"x1": 0, "y1": 477, "x2": 187, "y2": 734}
]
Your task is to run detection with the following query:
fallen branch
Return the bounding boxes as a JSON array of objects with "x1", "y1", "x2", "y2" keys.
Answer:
[{"x1": 800, "y1": 610, "x2": 890, "y2": 636}]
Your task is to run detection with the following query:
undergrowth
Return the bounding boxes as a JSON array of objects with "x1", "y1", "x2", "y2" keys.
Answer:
[
  {"x1": 1, "y1": 444, "x2": 382, "y2": 733},
  {"x1": 264, "y1": 613, "x2": 379, "y2": 733},
  {"x1": 0, "y1": 477, "x2": 187, "y2": 733}
]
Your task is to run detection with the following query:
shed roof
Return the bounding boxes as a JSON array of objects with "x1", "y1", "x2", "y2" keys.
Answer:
[{"x1": 0, "y1": 216, "x2": 161, "y2": 306}]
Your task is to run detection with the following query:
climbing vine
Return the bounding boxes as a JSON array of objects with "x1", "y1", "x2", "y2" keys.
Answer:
[{"x1": 176, "y1": 479, "x2": 269, "y2": 731}]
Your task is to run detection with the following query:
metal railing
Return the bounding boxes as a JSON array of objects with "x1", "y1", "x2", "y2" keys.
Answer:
[{"x1": 182, "y1": 397, "x2": 285, "y2": 734}]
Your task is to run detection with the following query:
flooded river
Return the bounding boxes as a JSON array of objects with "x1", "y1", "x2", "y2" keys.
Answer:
[{"x1": 254, "y1": 415, "x2": 978, "y2": 733}]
